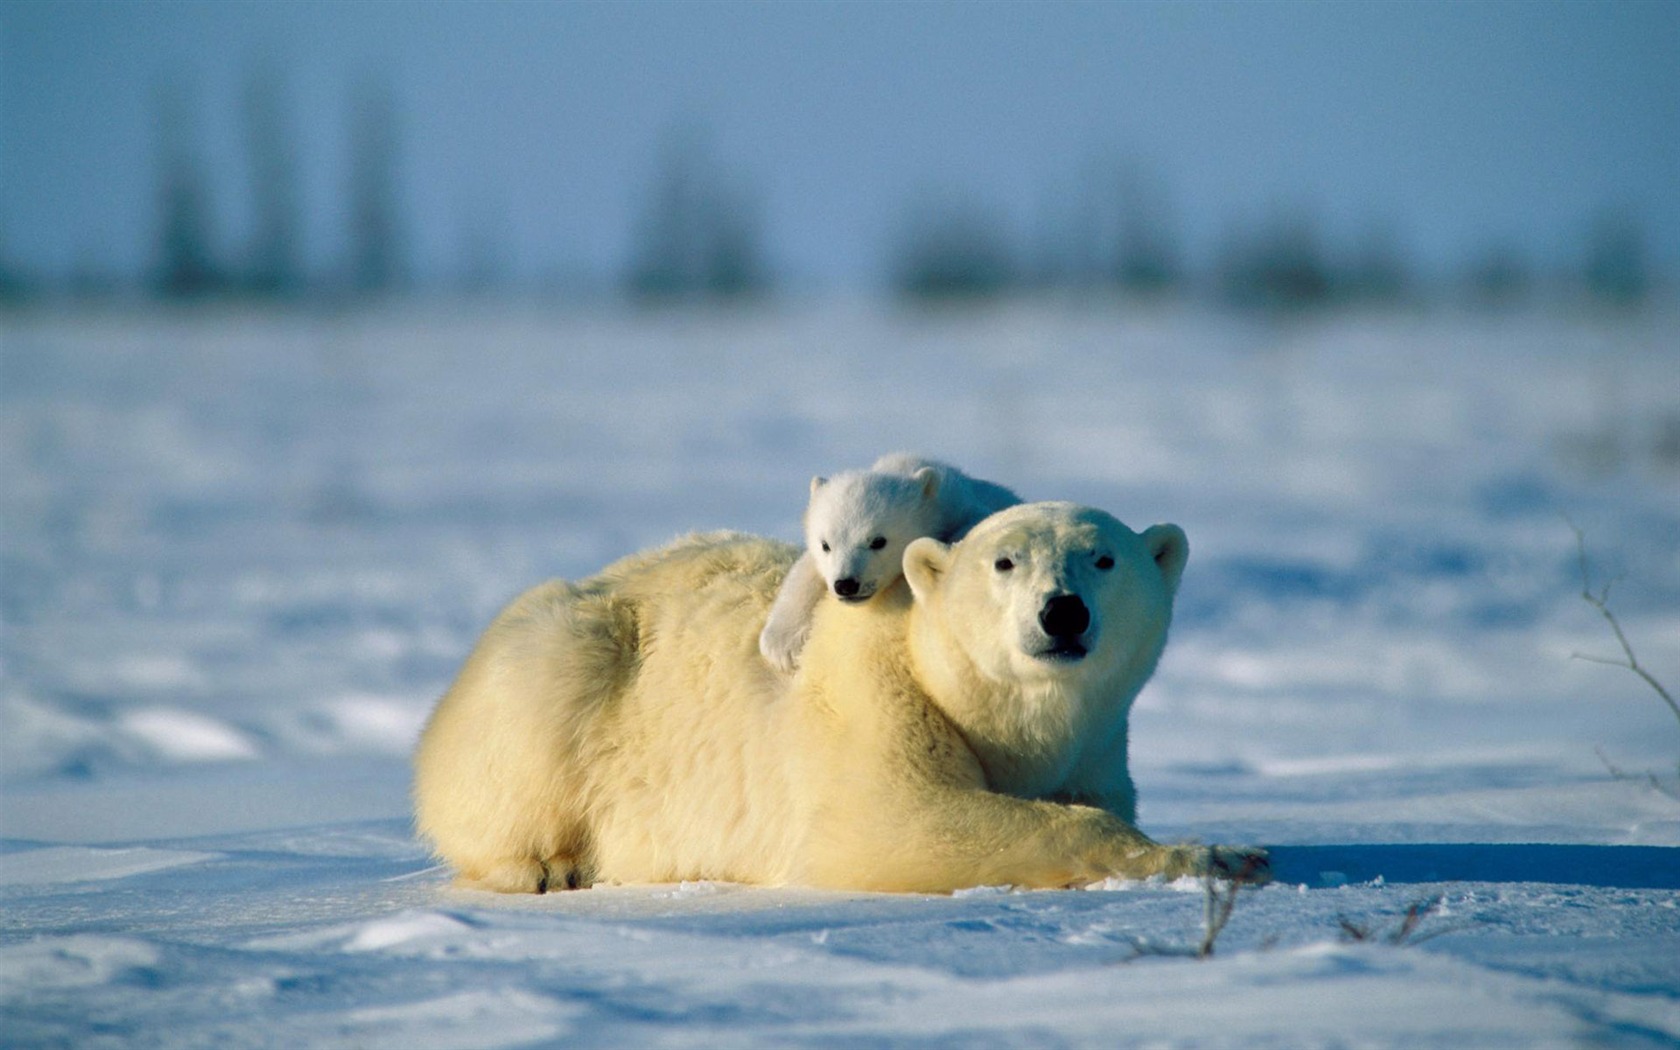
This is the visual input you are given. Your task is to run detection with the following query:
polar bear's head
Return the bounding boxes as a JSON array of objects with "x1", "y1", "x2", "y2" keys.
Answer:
[
  {"x1": 903, "y1": 501, "x2": 1187, "y2": 691},
  {"x1": 805, "y1": 467, "x2": 945, "y2": 603}
]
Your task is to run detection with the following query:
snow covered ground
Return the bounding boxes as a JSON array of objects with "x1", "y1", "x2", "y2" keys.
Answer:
[{"x1": 3, "y1": 299, "x2": 1678, "y2": 1046}]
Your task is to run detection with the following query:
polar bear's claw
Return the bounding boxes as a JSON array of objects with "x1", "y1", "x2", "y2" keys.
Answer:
[
  {"x1": 1208, "y1": 846, "x2": 1272, "y2": 885},
  {"x1": 538, "y1": 856, "x2": 586, "y2": 893}
]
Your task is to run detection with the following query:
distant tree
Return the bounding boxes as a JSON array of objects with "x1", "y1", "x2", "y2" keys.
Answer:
[
  {"x1": 67, "y1": 246, "x2": 123, "y2": 300},
  {"x1": 627, "y1": 129, "x2": 767, "y2": 302},
  {"x1": 1024, "y1": 185, "x2": 1082, "y2": 291},
  {"x1": 457, "y1": 209, "x2": 500, "y2": 296},
  {"x1": 243, "y1": 64, "x2": 303, "y2": 297},
  {"x1": 701, "y1": 185, "x2": 765, "y2": 298},
  {"x1": 1028, "y1": 163, "x2": 1107, "y2": 291},
  {"x1": 1111, "y1": 165, "x2": 1179, "y2": 295},
  {"x1": 892, "y1": 197, "x2": 1014, "y2": 301},
  {"x1": 347, "y1": 78, "x2": 404, "y2": 294},
  {"x1": 0, "y1": 221, "x2": 27, "y2": 303},
  {"x1": 153, "y1": 78, "x2": 221, "y2": 299},
  {"x1": 1216, "y1": 212, "x2": 1333, "y2": 310},
  {"x1": 627, "y1": 134, "x2": 695, "y2": 299},
  {"x1": 1463, "y1": 243, "x2": 1531, "y2": 307},
  {"x1": 1345, "y1": 222, "x2": 1409, "y2": 304},
  {"x1": 1582, "y1": 211, "x2": 1649, "y2": 308},
  {"x1": 1026, "y1": 160, "x2": 1180, "y2": 297}
]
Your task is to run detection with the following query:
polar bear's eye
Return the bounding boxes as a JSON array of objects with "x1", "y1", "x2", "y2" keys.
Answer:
[
  {"x1": 869, "y1": 537, "x2": 887, "y2": 551},
  {"x1": 994, "y1": 557, "x2": 1014, "y2": 573},
  {"x1": 1095, "y1": 555, "x2": 1115, "y2": 571},
  {"x1": 820, "y1": 541, "x2": 830, "y2": 553}
]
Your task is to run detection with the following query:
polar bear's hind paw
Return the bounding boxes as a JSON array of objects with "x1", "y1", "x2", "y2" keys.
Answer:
[
  {"x1": 457, "y1": 854, "x2": 590, "y2": 894},
  {"x1": 538, "y1": 856, "x2": 588, "y2": 892}
]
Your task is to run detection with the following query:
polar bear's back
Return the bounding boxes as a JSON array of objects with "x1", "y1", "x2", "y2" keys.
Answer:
[
  {"x1": 592, "y1": 532, "x2": 810, "y2": 882},
  {"x1": 596, "y1": 530, "x2": 798, "y2": 606},
  {"x1": 414, "y1": 531, "x2": 805, "y2": 887},
  {"x1": 595, "y1": 531, "x2": 799, "y2": 695}
]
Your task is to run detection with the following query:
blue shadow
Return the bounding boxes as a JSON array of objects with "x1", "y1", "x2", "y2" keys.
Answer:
[{"x1": 1268, "y1": 843, "x2": 1680, "y2": 889}]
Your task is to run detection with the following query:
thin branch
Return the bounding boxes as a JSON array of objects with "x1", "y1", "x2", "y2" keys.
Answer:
[
  {"x1": 1118, "y1": 851, "x2": 1265, "y2": 963},
  {"x1": 1568, "y1": 521, "x2": 1680, "y2": 735},
  {"x1": 1573, "y1": 652, "x2": 1635, "y2": 668},
  {"x1": 1198, "y1": 870, "x2": 1239, "y2": 958},
  {"x1": 1336, "y1": 916, "x2": 1370, "y2": 942},
  {"x1": 1197, "y1": 850, "x2": 1269, "y2": 958},
  {"x1": 1337, "y1": 894, "x2": 1445, "y2": 947},
  {"x1": 1388, "y1": 894, "x2": 1442, "y2": 945},
  {"x1": 1597, "y1": 745, "x2": 1680, "y2": 803}
]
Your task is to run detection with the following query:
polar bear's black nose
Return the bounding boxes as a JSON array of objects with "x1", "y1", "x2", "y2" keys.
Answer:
[
  {"x1": 1039, "y1": 594, "x2": 1090, "y2": 638},
  {"x1": 834, "y1": 577, "x2": 861, "y2": 597}
]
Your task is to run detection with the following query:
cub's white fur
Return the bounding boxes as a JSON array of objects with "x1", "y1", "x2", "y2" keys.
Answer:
[
  {"x1": 757, "y1": 453, "x2": 1020, "y2": 673},
  {"x1": 412, "y1": 502, "x2": 1269, "y2": 893}
]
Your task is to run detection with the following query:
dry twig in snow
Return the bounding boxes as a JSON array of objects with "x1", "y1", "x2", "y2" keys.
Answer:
[
  {"x1": 1338, "y1": 894, "x2": 1451, "y2": 946},
  {"x1": 1568, "y1": 522, "x2": 1680, "y2": 797}
]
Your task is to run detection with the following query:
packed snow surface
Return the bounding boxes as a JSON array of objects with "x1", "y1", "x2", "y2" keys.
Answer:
[{"x1": 3, "y1": 301, "x2": 1679, "y2": 1047}]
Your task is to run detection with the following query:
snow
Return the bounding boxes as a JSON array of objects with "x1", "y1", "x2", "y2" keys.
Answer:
[
  {"x1": 0, "y1": 846, "x2": 220, "y2": 887},
  {"x1": 3, "y1": 299, "x2": 1679, "y2": 1046}
]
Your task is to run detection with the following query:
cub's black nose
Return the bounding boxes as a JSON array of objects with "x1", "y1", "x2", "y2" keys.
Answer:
[
  {"x1": 833, "y1": 577, "x2": 861, "y2": 598},
  {"x1": 1039, "y1": 594, "x2": 1090, "y2": 637}
]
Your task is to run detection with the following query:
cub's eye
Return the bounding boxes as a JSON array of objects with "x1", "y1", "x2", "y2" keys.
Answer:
[
  {"x1": 820, "y1": 541, "x2": 830, "y2": 553},
  {"x1": 869, "y1": 537, "x2": 887, "y2": 551},
  {"x1": 994, "y1": 557, "x2": 1014, "y2": 573},
  {"x1": 1095, "y1": 555, "x2": 1115, "y2": 571}
]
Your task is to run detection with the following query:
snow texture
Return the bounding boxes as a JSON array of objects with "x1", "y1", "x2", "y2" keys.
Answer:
[{"x1": 3, "y1": 301, "x2": 1679, "y2": 1047}]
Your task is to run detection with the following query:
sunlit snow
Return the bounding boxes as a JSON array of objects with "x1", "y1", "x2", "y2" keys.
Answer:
[{"x1": 3, "y1": 301, "x2": 1677, "y2": 1046}]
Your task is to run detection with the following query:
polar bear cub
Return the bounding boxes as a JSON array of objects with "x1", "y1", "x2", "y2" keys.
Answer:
[{"x1": 758, "y1": 452, "x2": 1021, "y2": 673}]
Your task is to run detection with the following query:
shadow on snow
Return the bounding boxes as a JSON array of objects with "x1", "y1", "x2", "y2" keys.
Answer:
[{"x1": 1268, "y1": 843, "x2": 1680, "y2": 890}]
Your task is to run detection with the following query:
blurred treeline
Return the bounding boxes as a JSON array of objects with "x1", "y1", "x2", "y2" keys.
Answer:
[
  {"x1": 892, "y1": 176, "x2": 1654, "y2": 312},
  {"x1": 0, "y1": 75, "x2": 1657, "y2": 313}
]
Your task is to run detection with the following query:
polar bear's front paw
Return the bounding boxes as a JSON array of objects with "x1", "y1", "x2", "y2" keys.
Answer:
[
  {"x1": 1206, "y1": 845, "x2": 1271, "y2": 885},
  {"x1": 1148, "y1": 844, "x2": 1270, "y2": 885},
  {"x1": 758, "y1": 622, "x2": 810, "y2": 675}
]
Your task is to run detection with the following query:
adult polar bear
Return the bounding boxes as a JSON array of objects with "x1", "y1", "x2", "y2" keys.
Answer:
[{"x1": 413, "y1": 502, "x2": 1268, "y2": 892}]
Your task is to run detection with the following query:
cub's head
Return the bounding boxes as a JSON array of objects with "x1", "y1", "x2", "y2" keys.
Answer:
[
  {"x1": 805, "y1": 467, "x2": 945, "y2": 603},
  {"x1": 903, "y1": 502, "x2": 1187, "y2": 689}
]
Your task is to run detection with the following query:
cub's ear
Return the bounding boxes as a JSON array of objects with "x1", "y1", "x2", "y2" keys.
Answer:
[
  {"x1": 1142, "y1": 524, "x2": 1189, "y2": 595},
  {"x1": 903, "y1": 537, "x2": 952, "y2": 603},
  {"x1": 809, "y1": 475, "x2": 828, "y2": 497},
  {"x1": 912, "y1": 465, "x2": 941, "y2": 502}
]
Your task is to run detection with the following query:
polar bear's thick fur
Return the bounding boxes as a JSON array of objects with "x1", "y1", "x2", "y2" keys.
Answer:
[
  {"x1": 758, "y1": 453, "x2": 1021, "y2": 673},
  {"x1": 413, "y1": 502, "x2": 1267, "y2": 893}
]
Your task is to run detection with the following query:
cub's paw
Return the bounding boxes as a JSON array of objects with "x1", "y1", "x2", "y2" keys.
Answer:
[{"x1": 758, "y1": 624, "x2": 809, "y2": 675}]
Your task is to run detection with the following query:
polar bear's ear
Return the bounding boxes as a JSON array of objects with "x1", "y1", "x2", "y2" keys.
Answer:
[
  {"x1": 912, "y1": 466, "x2": 941, "y2": 502},
  {"x1": 903, "y1": 537, "x2": 952, "y2": 603},
  {"x1": 1142, "y1": 524, "x2": 1189, "y2": 595},
  {"x1": 810, "y1": 475, "x2": 828, "y2": 497}
]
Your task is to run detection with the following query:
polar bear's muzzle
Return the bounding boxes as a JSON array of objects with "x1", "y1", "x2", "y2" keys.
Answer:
[{"x1": 1034, "y1": 593, "x2": 1091, "y2": 661}]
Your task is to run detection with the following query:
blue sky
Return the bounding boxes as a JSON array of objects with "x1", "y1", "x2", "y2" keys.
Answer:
[{"x1": 3, "y1": 0, "x2": 1676, "y2": 291}]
